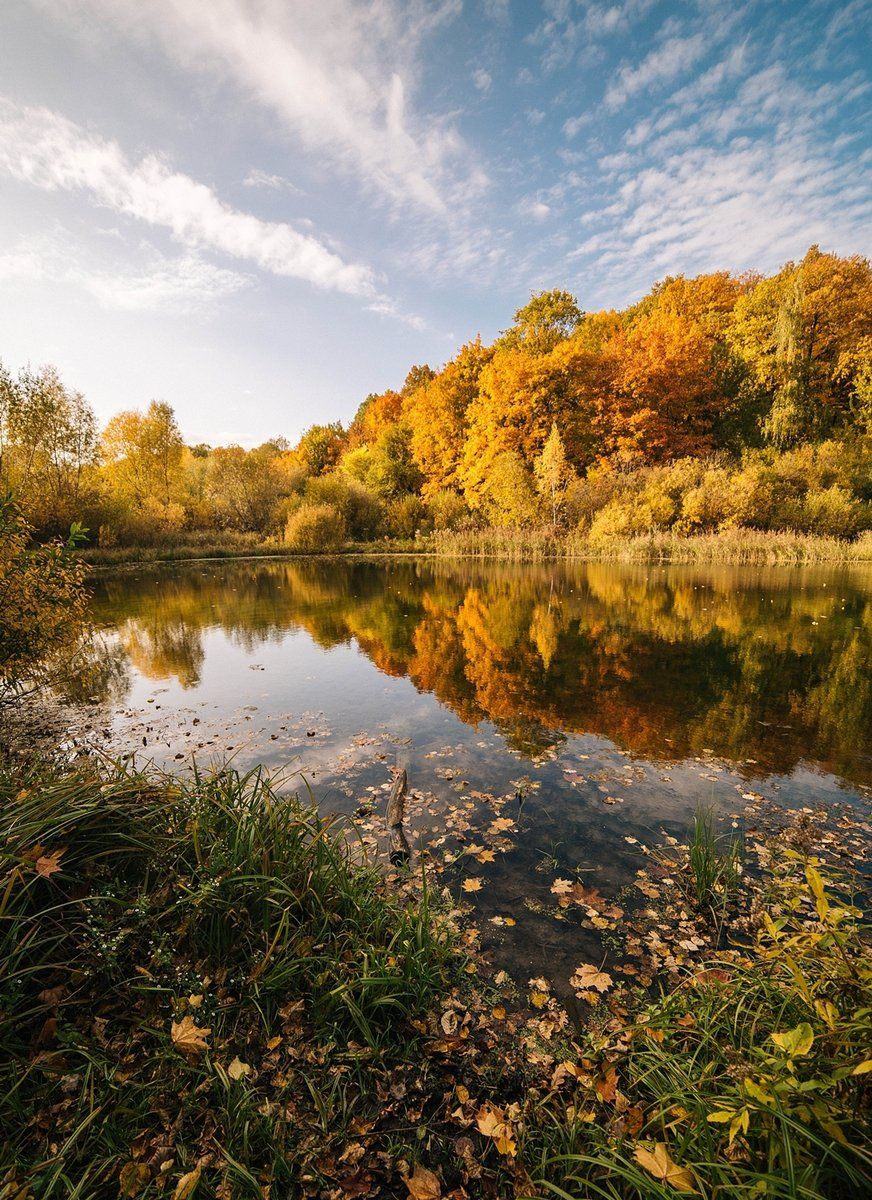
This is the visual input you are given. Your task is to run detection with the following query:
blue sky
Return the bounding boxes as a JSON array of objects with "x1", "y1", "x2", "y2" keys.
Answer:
[{"x1": 0, "y1": 0, "x2": 869, "y2": 446}]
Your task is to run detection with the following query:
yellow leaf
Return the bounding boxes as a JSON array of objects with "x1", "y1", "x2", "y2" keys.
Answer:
[
  {"x1": 404, "y1": 1164, "x2": 441, "y2": 1200},
  {"x1": 771, "y1": 1023, "x2": 814, "y2": 1058},
  {"x1": 570, "y1": 963, "x2": 613, "y2": 993},
  {"x1": 119, "y1": 1162, "x2": 150, "y2": 1197},
  {"x1": 529, "y1": 990, "x2": 549, "y2": 1008},
  {"x1": 171, "y1": 1015, "x2": 211, "y2": 1057},
  {"x1": 633, "y1": 1143, "x2": 697, "y2": 1193},
  {"x1": 706, "y1": 1110, "x2": 734, "y2": 1124},
  {"x1": 852, "y1": 1060, "x2": 872, "y2": 1075},
  {"x1": 462, "y1": 878, "x2": 483, "y2": 893},
  {"x1": 173, "y1": 1165, "x2": 203, "y2": 1200},
  {"x1": 227, "y1": 1056, "x2": 251, "y2": 1080}
]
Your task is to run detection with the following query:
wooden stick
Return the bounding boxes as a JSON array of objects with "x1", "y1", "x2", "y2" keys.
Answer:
[{"x1": 386, "y1": 768, "x2": 411, "y2": 866}]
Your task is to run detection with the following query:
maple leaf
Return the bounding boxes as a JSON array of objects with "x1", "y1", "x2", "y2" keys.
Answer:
[
  {"x1": 35, "y1": 848, "x2": 66, "y2": 878},
  {"x1": 170, "y1": 1015, "x2": 211, "y2": 1056},
  {"x1": 633, "y1": 1143, "x2": 697, "y2": 1193},
  {"x1": 550, "y1": 878, "x2": 574, "y2": 894},
  {"x1": 462, "y1": 878, "x2": 483, "y2": 892},
  {"x1": 475, "y1": 1105, "x2": 517, "y2": 1157},
  {"x1": 570, "y1": 963, "x2": 613, "y2": 993},
  {"x1": 404, "y1": 1163, "x2": 441, "y2": 1200}
]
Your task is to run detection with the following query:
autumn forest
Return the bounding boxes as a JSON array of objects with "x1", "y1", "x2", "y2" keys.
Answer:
[{"x1": 2, "y1": 245, "x2": 871, "y2": 555}]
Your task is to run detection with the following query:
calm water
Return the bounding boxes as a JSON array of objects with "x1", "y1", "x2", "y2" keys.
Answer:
[{"x1": 77, "y1": 556, "x2": 872, "y2": 990}]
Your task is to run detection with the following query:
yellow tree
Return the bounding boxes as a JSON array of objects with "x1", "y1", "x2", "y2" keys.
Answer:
[
  {"x1": 404, "y1": 338, "x2": 492, "y2": 495},
  {"x1": 534, "y1": 422, "x2": 575, "y2": 525},
  {"x1": 101, "y1": 401, "x2": 184, "y2": 507},
  {"x1": 459, "y1": 338, "x2": 601, "y2": 511}
]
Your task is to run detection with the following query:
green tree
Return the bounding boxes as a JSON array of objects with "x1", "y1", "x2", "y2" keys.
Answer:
[{"x1": 499, "y1": 289, "x2": 584, "y2": 355}]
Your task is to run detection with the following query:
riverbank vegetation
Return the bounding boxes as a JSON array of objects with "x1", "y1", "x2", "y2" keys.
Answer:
[
  {"x1": 2, "y1": 499, "x2": 871, "y2": 1197},
  {"x1": 2, "y1": 247, "x2": 870, "y2": 563},
  {"x1": 1, "y1": 754, "x2": 870, "y2": 1199}
]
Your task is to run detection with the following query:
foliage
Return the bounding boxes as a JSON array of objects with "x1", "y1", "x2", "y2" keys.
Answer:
[
  {"x1": 284, "y1": 501, "x2": 346, "y2": 551},
  {"x1": 0, "y1": 494, "x2": 87, "y2": 704},
  {"x1": 530, "y1": 854, "x2": 872, "y2": 1199},
  {"x1": 0, "y1": 758, "x2": 456, "y2": 1196},
  {"x1": 2, "y1": 247, "x2": 870, "y2": 553}
]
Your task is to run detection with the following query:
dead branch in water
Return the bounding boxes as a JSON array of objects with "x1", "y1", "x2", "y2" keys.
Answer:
[{"x1": 386, "y1": 768, "x2": 411, "y2": 866}]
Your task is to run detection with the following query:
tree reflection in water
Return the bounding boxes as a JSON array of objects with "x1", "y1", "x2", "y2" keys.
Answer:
[{"x1": 84, "y1": 558, "x2": 872, "y2": 786}]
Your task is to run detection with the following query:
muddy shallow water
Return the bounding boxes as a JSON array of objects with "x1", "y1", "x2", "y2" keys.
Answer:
[{"x1": 38, "y1": 556, "x2": 872, "y2": 991}]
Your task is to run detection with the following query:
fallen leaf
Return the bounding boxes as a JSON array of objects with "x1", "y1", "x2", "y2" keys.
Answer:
[
  {"x1": 633, "y1": 1143, "x2": 697, "y2": 1192},
  {"x1": 119, "y1": 1162, "x2": 150, "y2": 1197},
  {"x1": 171, "y1": 1015, "x2": 211, "y2": 1057},
  {"x1": 405, "y1": 1164, "x2": 441, "y2": 1200},
  {"x1": 462, "y1": 878, "x2": 483, "y2": 893},
  {"x1": 570, "y1": 963, "x2": 613, "y2": 993},
  {"x1": 227, "y1": 1056, "x2": 251, "y2": 1080},
  {"x1": 173, "y1": 1165, "x2": 203, "y2": 1199},
  {"x1": 35, "y1": 848, "x2": 66, "y2": 878}
]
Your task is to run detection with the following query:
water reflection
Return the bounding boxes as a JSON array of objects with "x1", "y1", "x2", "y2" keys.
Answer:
[{"x1": 86, "y1": 558, "x2": 872, "y2": 785}]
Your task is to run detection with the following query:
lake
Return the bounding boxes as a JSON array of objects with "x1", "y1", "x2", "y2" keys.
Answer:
[{"x1": 75, "y1": 556, "x2": 872, "y2": 994}]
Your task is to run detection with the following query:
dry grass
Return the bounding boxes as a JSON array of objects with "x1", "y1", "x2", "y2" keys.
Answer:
[{"x1": 432, "y1": 527, "x2": 872, "y2": 565}]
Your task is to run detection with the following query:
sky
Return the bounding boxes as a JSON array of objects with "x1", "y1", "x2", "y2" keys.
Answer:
[{"x1": 0, "y1": 0, "x2": 869, "y2": 447}]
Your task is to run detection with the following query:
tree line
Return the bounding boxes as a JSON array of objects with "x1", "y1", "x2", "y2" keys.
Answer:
[{"x1": 1, "y1": 245, "x2": 870, "y2": 549}]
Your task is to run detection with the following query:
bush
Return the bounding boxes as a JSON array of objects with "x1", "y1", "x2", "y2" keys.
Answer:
[
  {"x1": 799, "y1": 485, "x2": 868, "y2": 538},
  {"x1": 284, "y1": 502, "x2": 346, "y2": 551},
  {"x1": 304, "y1": 473, "x2": 383, "y2": 539},
  {"x1": 426, "y1": 489, "x2": 471, "y2": 531},
  {"x1": 385, "y1": 494, "x2": 430, "y2": 539}
]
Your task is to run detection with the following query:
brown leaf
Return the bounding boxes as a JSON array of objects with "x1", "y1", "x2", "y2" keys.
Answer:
[
  {"x1": 595, "y1": 1064, "x2": 618, "y2": 1103},
  {"x1": 570, "y1": 963, "x2": 613, "y2": 993},
  {"x1": 405, "y1": 1164, "x2": 441, "y2": 1200},
  {"x1": 170, "y1": 1015, "x2": 211, "y2": 1057},
  {"x1": 35, "y1": 848, "x2": 66, "y2": 878},
  {"x1": 633, "y1": 1143, "x2": 697, "y2": 1193}
]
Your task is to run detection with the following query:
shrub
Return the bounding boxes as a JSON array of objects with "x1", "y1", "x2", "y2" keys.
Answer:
[
  {"x1": 799, "y1": 485, "x2": 868, "y2": 538},
  {"x1": 304, "y1": 473, "x2": 383, "y2": 539},
  {"x1": 426, "y1": 489, "x2": 471, "y2": 531},
  {"x1": 284, "y1": 503, "x2": 346, "y2": 551},
  {"x1": 385, "y1": 494, "x2": 431, "y2": 539}
]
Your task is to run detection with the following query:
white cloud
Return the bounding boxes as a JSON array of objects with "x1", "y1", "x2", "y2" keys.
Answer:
[
  {"x1": 472, "y1": 67, "x2": 492, "y2": 93},
  {"x1": 518, "y1": 197, "x2": 552, "y2": 221},
  {"x1": 526, "y1": 108, "x2": 546, "y2": 125},
  {"x1": 0, "y1": 99, "x2": 375, "y2": 297},
  {"x1": 37, "y1": 0, "x2": 482, "y2": 214},
  {"x1": 0, "y1": 233, "x2": 248, "y2": 312},
  {"x1": 531, "y1": 0, "x2": 655, "y2": 72},
  {"x1": 563, "y1": 112, "x2": 593, "y2": 139},
  {"x1": 243, "y1": 168, "x2": 303, "y2": 194},
  {"x1": 605, "y1": 32, "x2": 707, "y2": 109}
]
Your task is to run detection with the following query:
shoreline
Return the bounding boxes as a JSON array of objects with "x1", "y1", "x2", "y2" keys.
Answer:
[{"x1": 77, "y1": 527, "x2": 872, "y2": 571}]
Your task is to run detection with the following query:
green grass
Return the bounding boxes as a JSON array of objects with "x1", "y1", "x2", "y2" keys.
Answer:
[
  {"x1": 524, "y1": 854, "x2": 872, "y2": 1200},
  {"x1": 2, "y1": 756, "x2": 869, "y2": 1199},
  {"x1": 0, "y1": 758, "x2": 456, "y2": 1197}
]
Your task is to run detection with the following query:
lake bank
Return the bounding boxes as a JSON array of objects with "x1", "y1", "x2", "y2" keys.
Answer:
[
  {"x1": 76, "y1": 527, "x2": 872, "y2": 570},
  {"x1": 2, "y1": 752, "x2": 869, "y2": 1199}
]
